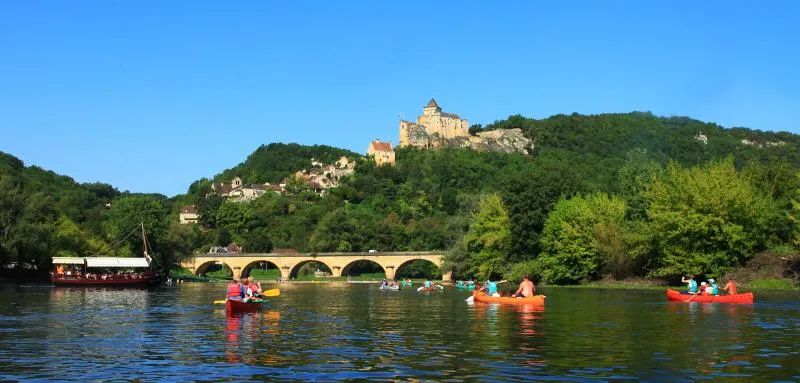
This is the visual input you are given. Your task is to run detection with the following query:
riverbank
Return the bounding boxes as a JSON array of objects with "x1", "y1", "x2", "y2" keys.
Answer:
[{"x1": 540, "y1": 277, "x2": 799, "y2": 292}]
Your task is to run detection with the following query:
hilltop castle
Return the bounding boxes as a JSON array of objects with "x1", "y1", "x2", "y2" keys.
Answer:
[
  {"x1": 400, "y1": 99, "x2": 469, "y2": 148},
  {"x1": 399, "y1": 99, "x2": 534, "y2": 154}
]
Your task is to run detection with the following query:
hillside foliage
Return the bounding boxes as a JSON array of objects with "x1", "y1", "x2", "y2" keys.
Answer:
[{"x1": 2, "y1": 112, "x2": 800, "y2": 283}]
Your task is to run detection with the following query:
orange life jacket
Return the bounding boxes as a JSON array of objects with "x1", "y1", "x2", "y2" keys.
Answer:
[{"x1": 227, "y1": 282, "x2": 243, "y2": 298}]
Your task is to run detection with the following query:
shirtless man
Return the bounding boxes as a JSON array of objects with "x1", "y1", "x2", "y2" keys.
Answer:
[{"x1": 512, "y1": 275, "x2": 536, "y2": 298}]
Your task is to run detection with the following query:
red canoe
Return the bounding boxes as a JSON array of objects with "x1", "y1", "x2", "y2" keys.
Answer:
[
  {"x1": 666, "y1": 289, "x2": 754, "y2": 304},
  {"x1": 226, "y1": 299, "x2": 264, "y2": 313},
  {"x1": 472, "y1": 291, "x2": 546, "y2": 305}
]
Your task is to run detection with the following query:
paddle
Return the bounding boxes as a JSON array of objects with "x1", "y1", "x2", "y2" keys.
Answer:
[{"x1": 213, "y1": 289, "x2": 280, "y2": 304}]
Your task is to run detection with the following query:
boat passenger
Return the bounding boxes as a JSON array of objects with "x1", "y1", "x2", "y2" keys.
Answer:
[
  {"x1": 481, "y1": 280, "x2": 501, "y2": 297},
  {"x1": 247, "y1": 277, "x2": 262, "y2": 296},
  {"x1": 723, "y1": 278, "x2": 737, "y2": 295},
  {"x1": 681, "y1": 274, "x2": 699, "y2": 294},
  {"x1": 708, "y1": 278, "x2": 719, "y2": 295},
  {"x1": 512, "y1": 275, "x2": 536, "y2": 298},
  {"x1": 226, "y1": 279, "x2": 245, "y2": 301},
  {"x1": 424, "y1": 280, "x2": 434, "y2": 289},
  {"x1": 699, "y1": 281, "x2": 709, "y2": 295}
]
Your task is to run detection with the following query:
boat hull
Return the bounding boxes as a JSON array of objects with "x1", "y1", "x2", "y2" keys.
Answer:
[
  {"x1": 418, "y1": 286, "x2": 441, "y2": 292},
  {"x1": 226, "y1": 300, "x2": 264, "y2": 313},
  {"x1": 380, "y1": 285, "x2": 400, "y2": 291},
  {"x1": 52, "y1": 275, "x2": 154, "y2": 287},
  {"x1": 666, "y1": 289, "x2": 753, "y2": 304},
  {"x1": 472, "y1": 291, "x2": 545, "y2": 305}
]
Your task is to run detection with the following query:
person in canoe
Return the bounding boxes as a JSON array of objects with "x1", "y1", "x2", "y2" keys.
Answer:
[
  {"x1": 246, "y1": 277, "x2": 262, "y2": 297},
  {"x1": 479, "y1": 279, "x2": 501, "y2": 297},
  {"x1": 226, "y1": 278, "x2": 246, "y2": 301},
  {"x1": 511, "y1": 275, "x2": 536, "y2": 298},
  {"x1": 681, "y1": 274, "x2": 699, "y2": 294},
  {"x1": 723, "y1": 277, "x2": 737, "y2": 295},
  {"x1": 707, "y1": 278, "x2": 719, "y2": 296},
  {"x1": 699, "y1": 281, "x2": 709, "y2": 295},
  {"x1": 423, "y1": 279, "x2": 433, "y2": 289}
]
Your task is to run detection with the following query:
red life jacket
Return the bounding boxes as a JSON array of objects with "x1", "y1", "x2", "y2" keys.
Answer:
[{"x1": 227, "y1": 282, "x2": 242, "y2": 298}]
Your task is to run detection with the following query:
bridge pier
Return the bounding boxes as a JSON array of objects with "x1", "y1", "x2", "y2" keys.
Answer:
[{"x1": 442, "y1": 270, "x2": 452, "y2": 282}]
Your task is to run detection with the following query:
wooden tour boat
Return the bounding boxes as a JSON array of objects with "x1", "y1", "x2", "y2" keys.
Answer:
[{"x1": 51, "y1": 223, "x2": 161, "y2": 287}]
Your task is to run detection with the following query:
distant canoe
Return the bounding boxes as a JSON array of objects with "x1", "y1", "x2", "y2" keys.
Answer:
[
  {"x1": 666, "y1": 289, "x2": 753, "y2": 304},
  {"x1": 472, "y1": 291, "x2": 545, "y2": 305},
  {"x1": 380, "y1": 285, "x2": 400, "y2": 291}
]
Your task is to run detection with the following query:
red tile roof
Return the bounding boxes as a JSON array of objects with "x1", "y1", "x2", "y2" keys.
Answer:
[{"x1": 371, "y1": 141, "x2": 392, "y2": 152}]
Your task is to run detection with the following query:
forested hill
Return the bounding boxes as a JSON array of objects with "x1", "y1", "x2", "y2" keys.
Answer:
[
  {"x1": 212, "y1": 143, "x2": 362, "y2": 185},
  {"x1": 2, "y1": 111, "x2": 799, "y2": 284},
  {"x1": 485, "y1": 111, "x2": 800, "y2": 168}
]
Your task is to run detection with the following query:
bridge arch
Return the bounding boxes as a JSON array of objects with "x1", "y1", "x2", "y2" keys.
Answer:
[
  {"x1": 341, "y1": 259, "x2": 386, "y2": 279},
  {"x1": 395, "y1": 258, "x2": 443, "y2": 279},
  {"x1": 289, "y1": 260, "x2": 333, "y2": 279},
  {"x1": 194, "y1": 260, "x2": 230, "y2": 278},
  {"x1": 241, "y1": 260, "x2": 281, "y2": 279}
]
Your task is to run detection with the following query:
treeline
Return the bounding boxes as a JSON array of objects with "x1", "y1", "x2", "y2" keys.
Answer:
[{"x1": 2, "y1": 112, "x2": 799, "y2": 284}]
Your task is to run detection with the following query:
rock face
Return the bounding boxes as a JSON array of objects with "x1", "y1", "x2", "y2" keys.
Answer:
[{"x1": 473, "y1": 128, "x2": 535, "y2": 154}]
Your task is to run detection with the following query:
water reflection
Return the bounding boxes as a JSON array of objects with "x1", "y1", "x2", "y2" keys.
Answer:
[{"x1": 0, "y1": 283, "x2": 797, "y2": 382}]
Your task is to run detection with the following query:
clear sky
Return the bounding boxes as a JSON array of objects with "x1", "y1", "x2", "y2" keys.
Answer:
[{"x1": 1, "y1": 1, "x2": 799, "y2": 197}]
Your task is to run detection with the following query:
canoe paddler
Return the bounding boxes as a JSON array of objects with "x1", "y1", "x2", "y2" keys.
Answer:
[
  {"x1": 681, "y1": 274, "x2": 699, "y2": 294},
  {"x1": 246, "y1": 276, "x2": 262, "y2": 297},
  {"x1": 480, "y1": 280, "x2": 501, "y2": 297},
  {"x1": 226, "y1": 278, "x2": 245, "y2": 301},
  {"x1": 723, "y1": 277, "x2": 737, "y2": 295},
  {"x1": 511, "y1": 275, "x2": 536, "y2": 298},
  {"x1": 708, "y1": 278, "x2": 719, "y2": 295}
]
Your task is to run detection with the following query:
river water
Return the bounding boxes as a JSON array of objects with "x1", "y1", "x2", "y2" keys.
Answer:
[{"x1": 0, "y1": 282, "x2": 797, "y2": 382}]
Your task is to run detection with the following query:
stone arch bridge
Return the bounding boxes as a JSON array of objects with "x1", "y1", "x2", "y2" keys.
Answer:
[{"x1": 181, "y1": 251, "x2": 451, "y2": 281}]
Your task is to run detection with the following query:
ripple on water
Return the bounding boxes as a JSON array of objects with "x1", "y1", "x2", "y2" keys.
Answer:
[{"x1": 0, "y1": 284, "x2": 799, "y2": 382}]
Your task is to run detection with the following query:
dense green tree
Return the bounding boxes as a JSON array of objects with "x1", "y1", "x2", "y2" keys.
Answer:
[
  {"x1": 639, "y1": 158, "x2": 778, "y2": 278},
  {"x1": 463, "y1": 193, "x2": 511, "y2": 280},
  {"x1": 538, "y1": 193, "x2": 627, "y2": 284}
]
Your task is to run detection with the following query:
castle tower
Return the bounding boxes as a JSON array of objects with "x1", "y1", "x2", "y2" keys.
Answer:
[
  {"x1": 423, "y1": 98, "x2": 442, "y2": 116},
  {"x1": 399, "y1": 98, "x2": 468, "y2": 148}
]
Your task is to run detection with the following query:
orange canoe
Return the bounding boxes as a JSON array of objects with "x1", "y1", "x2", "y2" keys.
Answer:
[
  {"x1": 472, "y1": 291, "x2": 545, "y2": 305},
  {"x1": 666, "y1": 289, "x2": 754, "y2": 304}
]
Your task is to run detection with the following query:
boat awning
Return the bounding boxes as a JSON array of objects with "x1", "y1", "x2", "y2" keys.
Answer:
[
  {"x1": 52, "y1": 257, "x2": 150, "y2": 268},
  {"x1": 86, "y1": 257, "x2": 150, "y2": 268},
  {"x1": 52, "y1": 257, "x2": 85, "y2": 265}
]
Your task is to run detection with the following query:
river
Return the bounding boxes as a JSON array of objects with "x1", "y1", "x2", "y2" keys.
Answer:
[{"x1": 0, "y1": 282, "x2": 797, "y2": 382}]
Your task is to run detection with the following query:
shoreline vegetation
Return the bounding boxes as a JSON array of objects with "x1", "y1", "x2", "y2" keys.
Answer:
[
  {"x1": 168, "y1": 267, "x2": 798, "y2": 291},
  {"x1": 2, "y1": 113, "x2": 799, "y2": 289}
]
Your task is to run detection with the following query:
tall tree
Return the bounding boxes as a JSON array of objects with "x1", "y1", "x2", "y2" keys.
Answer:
[
  {"x1": 640, "y1": 158, "x2": 778, "y2": 278},
  {"x1": 538, "y1": 193, "x2": 627, "y2": 284},
  {"x1": 463, "y1": 193, "x2": 511, "y2": 280}
]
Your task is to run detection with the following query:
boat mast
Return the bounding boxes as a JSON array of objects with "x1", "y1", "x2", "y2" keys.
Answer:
[{"x1": 141, "y1": 222, "x2": 152, "y2": 264}]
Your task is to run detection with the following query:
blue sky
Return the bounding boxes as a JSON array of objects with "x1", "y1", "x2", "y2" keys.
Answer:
[{"x1": 1, "y1": 1, "x2": 799, "y2": 197}]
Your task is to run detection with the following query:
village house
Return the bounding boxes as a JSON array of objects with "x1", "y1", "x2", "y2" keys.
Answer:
[
  {"x1": 179, "y1": 205, "x2": 199, "y2": 225},
  {"x1": 367, "y1": 140, "x2": 396, "y2": 166}
]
